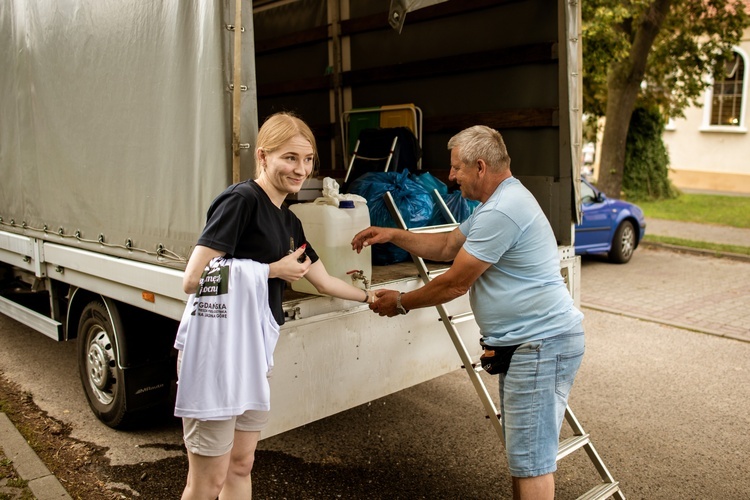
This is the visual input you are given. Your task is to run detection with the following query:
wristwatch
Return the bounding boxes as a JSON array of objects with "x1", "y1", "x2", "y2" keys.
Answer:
[{"x1": 396, "y1": 292, "x2": 408, "y2": 315}]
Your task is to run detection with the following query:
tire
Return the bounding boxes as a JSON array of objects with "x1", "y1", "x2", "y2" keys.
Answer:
[
  {"x1": 608, "y1": 220, "x2": 636, "y2": 264},
  {"x1": 77, "y1": 300, "x2": 128, "y2": 428}
]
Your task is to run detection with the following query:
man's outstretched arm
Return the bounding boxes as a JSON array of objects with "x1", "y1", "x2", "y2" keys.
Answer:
[
  {"x1": 370, "y1": 247, "x2": 491, "y2": 317},
  {"x1": 351, "y1": 226, "x2": 465, "y2": 262}
]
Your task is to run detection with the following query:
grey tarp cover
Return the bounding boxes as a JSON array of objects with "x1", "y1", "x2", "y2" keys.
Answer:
[{"x1": 0, "y1": 0, "x2": 257, "y2": 268}]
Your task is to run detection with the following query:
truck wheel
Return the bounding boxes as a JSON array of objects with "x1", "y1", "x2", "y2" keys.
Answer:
[
  {"x1": 77, "y1": 300, "x2": 127, "y2": 428},
  {"x1": 608, "y1": 220, "x2": 636, "y2": 264}
]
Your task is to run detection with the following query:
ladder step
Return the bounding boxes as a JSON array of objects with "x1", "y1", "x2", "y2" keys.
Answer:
[
  {"x1": 461, "y1": 361, "x2": 484, "y2": 373},
  {"x1": 408, "y1": 223, "x2": 458, "y2": 234},
  {"x1": 428, "y1": 267, "x2": 450, "y2": 278},
  {"x1": 557, "y1": 434, "x2": 590, "y2": 461},
  {"x1": 441, "y1": 311, "x2": 475, "y2": 324},
  {"x1": 576, "y1": 481, "x2": 621, "y2": 500}
]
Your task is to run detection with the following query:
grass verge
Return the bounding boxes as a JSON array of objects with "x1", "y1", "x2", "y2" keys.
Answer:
[
  {"x1": 643, "y1": 235, "x2": 750, "y2": 256},
  {"x1": 636, "y1": 192, "x2": 750, "y2": 254},
  {"x1": 636, "y1": 194, "x2": 750, "y2": 229}
]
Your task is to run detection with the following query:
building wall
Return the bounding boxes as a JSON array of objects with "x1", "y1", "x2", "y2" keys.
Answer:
[{"x1": 662, "y1": 30, "x2": 750, "y2": 194}]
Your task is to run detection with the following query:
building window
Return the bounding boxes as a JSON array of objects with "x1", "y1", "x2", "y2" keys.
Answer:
[
  {"x1": 711, "y1": 52, "x2": 744, "y2": 125},
  {"x1": 702, "y1": 47, "x2": 748, "y2": 133}
]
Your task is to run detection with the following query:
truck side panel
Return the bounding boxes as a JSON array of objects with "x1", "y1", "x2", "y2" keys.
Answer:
[
  {"x1": 267, "y1": 287, "x2": 481, "y2": 438},
  {"x1": 0, "y1": 0, "x2": 258, "y2": 266}
]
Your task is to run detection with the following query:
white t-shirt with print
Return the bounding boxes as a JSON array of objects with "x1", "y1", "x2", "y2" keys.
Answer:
[{"x1": 174, "y1": 258, "x2": 280, "y2": 420}]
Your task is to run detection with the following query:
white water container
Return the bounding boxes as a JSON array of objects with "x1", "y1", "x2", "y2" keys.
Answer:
[{"x1": 289, "y1": 200, "x2": 372, "y2": 296}]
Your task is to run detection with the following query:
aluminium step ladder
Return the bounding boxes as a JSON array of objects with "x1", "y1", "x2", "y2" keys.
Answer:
[{"x1": 384, "y1": 191, "x2": 625, "y2": 500}]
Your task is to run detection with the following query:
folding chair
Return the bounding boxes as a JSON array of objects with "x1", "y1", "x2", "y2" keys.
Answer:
[
  {"x1": 341, "y1": 104, "x2": 423, "y2": 168},
  {"x1": 342, "y1": 127, "x2": 421, "y2": 192}
]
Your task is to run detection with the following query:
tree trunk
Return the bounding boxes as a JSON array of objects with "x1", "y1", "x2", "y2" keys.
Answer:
[
  {"x1": 596, "y1": 0, "x2": 673, "y2": 198},
  {"x1": 598, "y1": 64, "x2": 640, "y2": 197}
]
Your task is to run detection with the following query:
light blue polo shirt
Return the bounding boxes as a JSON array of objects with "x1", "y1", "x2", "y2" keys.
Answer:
[{"x1": 458, "y1": 177, "x2": 583, "y2": 346}]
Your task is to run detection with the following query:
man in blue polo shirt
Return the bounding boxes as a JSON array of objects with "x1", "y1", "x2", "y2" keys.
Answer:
[{"x1": 351, "y1": 125, "x2": 584, "y2": 500}]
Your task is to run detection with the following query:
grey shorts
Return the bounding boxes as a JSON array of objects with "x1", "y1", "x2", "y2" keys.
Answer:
[
  {"x1": 182, "y1": 411, "x2": 269, "y2": 457},
  {"x1": 177, "y1": 350, "x2": 269, "y2": 457}
]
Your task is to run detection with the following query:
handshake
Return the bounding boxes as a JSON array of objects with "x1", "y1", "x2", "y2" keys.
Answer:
[
  {"x1": 366, "y1": 289, "x2": 408, "y2": 317},
  {"x1": 351, "y1": 226, "x2": 410, "y2": 318}
]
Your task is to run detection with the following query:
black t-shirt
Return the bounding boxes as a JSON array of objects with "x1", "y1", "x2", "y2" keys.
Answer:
[{"x1": 196, "y1": 180, "x2": 319, "y2": 325}]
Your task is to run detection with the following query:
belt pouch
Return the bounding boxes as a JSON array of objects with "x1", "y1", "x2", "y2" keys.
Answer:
[{"x1": 479, "y1": 341, "x2": 520, "y2": 375}]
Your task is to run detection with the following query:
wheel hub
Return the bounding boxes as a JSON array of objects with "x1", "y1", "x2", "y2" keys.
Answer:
[
  {"x1": 86, "y1": 329, "x2": 115, "y2": 404},
  {"x1": 621, "y1": 226, "x2": 635, "y2": 258}
]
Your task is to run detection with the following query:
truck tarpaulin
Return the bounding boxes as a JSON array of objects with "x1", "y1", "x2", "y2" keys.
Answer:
[{"x1": 0, "y1": 0, "x2": 258, "y2": 266}]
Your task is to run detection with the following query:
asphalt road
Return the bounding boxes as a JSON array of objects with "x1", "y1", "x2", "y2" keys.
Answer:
[{"x1": 1, "y1": 246, "x2": 749, "y2": 498}]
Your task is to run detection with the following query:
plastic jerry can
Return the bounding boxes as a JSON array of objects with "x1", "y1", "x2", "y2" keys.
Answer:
[{"x1": 289, "y1": 200, "x2": 372, "y2": 296}]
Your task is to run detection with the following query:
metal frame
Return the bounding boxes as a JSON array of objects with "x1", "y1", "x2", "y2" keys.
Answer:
[{"x1": 342, "y1": 136, "x2": 399, "y2": 185}]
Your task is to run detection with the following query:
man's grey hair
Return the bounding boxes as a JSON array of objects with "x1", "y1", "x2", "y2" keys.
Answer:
[{"x1": 447, "y1": 125, "x2": 511, "y2": 172}]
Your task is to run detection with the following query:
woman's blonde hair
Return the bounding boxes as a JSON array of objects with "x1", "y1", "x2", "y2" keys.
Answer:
[{"x1": 254, "y1": 112, "x2": 318, "y2": 178}]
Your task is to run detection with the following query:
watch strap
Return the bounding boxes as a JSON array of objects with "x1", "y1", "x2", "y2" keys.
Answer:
[{"x1": 396, "y1": 292, "x2": 408, "y2": 315}]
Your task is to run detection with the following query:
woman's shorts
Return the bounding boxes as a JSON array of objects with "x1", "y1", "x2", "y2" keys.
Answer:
[
  {"x1": 498, "y1": 328, "x2": 585, "y2": 478},
  {"x1": 182, "y1": 411, "x2": 269, "y2": 457},
  {"x1": 177, "y1": 350, "x2": 269, "y2": 457}
]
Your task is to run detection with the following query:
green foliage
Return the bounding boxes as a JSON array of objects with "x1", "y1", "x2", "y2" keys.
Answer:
[
  {"x1": 582, "y1": 114, "x2": 600, "y2": 144},
  {"x1": 582, "y1": 1, "x2": 637, "y2": 117},
  {"x1": 5, "y1": 478, "x2": 28, "y2": 488},
  {"x1": 623, "y1": 107, "x2": 678, "y2": 200},
  {"x1": 583, "y1": 0, "x2": 750, "y2": 120},
  {"x1": 645, "y1": 0, "x2": 750, "y2": 118}
]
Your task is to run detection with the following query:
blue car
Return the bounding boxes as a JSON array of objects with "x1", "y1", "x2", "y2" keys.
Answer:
[{"x1": 575, "y1": 179, "x2": 646, "y2": 263}]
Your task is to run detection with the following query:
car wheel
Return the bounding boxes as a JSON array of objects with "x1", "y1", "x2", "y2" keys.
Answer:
[{"x1": 608, "y1": 220, "x2": 636, "y2": 264}]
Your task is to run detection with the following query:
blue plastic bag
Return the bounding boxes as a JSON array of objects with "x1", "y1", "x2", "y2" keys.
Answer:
[
  {"x1": 412, "y1": 171, "x2": 448, "y2": 196},
  {"x1": 443, "y1": 191, "x2": 480, "y2": 223},
  {"x1": 412, "y1": 172, "x2": 450, "y2": 226},
  {"x1": 348, "y1": 170, "x2": 433, "y2": 265},
  {"x1": 411, "y1": 172, "x2": 479, "y2": 224}
]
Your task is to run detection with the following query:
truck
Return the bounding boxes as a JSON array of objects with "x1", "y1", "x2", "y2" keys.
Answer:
[{"x1": 0, "y1": 0, "x2": 582, "y2": 437}]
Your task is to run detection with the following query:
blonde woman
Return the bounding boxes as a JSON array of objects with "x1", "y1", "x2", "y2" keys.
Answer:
[{"x1": 179, "y1": 112, "x2": 372, "y2": 499}]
